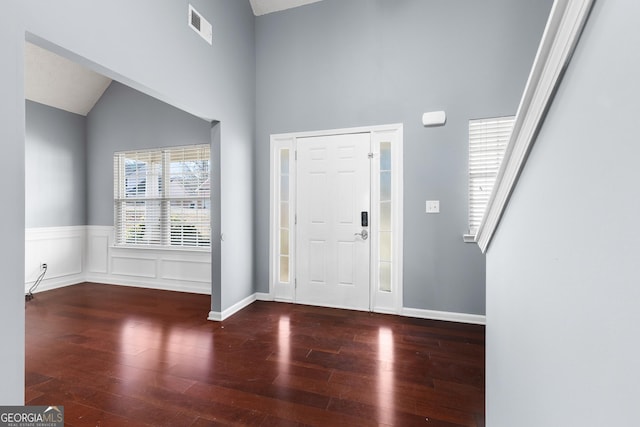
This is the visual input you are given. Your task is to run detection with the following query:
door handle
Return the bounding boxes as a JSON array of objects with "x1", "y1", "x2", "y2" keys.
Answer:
[{"x1": 354, "y1": 229, "x2": 369, "y2": 240}]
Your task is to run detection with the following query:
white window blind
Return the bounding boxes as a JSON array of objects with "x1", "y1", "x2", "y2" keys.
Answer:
[
  {"x1": 468, "y1": 116, "x2": 515, "y2": 235},
  {"x1": 114, "y1": 144, "x2": 211, "y2": 248}
]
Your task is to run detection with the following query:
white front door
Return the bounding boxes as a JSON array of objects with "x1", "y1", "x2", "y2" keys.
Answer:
[{"x1": 295, "y1": 133, "x2": 371, "y2": 311}]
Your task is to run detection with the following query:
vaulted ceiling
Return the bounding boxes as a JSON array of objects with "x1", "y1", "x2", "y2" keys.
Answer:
[
  {"x1": 25, "y1": 42, "x2": 111, "y2": 116},
  {"x1": 25, "y1": 1, "x2": 325, "y2": 116}
]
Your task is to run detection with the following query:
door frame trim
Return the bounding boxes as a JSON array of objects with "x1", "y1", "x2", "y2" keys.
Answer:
[{"x1": 268, "y1": 123, "x2": 404, "y2": 314}]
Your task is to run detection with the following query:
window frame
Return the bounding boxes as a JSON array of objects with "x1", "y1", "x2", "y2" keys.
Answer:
[
  {"x1": 113, "y1": 144, "x2": 211, "y2": 251},
  {"x1": 465, "y1": 116, "x2": 515, "y2": 242}
]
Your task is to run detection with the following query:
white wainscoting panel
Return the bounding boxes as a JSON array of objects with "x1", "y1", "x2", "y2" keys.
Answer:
[
  {"x1": 85, "y1": 226, "x2": 212, "y2": 294},
  {"x1": 111, "y1": 253, "x2": 157, "y2": 278},
  {"x1": 25, "y1": 226, "x2": 212, "y2": 295},
  {"x1": 86, "y1": 226, "x2": 110, "y2": 274},
  {"x1": 25, "y1": 226, "x2": 85, "y2": 293},
  {"x1": 161, "y1": 257, "x2": 211, "y2": 283}
]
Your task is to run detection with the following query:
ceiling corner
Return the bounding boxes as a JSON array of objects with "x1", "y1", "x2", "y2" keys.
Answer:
[{"x1": 249, "y1": 0, "x2": 325, "y2": 16}]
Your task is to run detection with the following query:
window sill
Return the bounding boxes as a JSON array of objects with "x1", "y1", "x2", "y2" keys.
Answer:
[
  {"x1": 462, "y1": 234, "x2": 477, "y2": 243},
  {"x1": 111, "y1": 245, "x2": 211, "y2": 254}
]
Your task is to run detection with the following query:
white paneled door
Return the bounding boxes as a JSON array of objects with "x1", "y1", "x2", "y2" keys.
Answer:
[{"x1": 295, "y1": 133, "x2": 371, "y2": 311}]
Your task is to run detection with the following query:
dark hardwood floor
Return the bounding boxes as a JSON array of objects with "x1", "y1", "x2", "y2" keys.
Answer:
[{"x1": 25, "y1": 283, "x2": 485, "y2": 426}]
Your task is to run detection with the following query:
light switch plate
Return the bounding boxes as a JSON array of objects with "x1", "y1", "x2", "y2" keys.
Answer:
[{"x1": 426, "y1": 200, "x2": 440, "y2": 213}]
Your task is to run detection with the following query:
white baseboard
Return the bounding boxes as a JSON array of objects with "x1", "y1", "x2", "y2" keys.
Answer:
[
  {"x1": 27, "y1": 227, "x2": 486, "y2": 326},
  {"x1": 84, "y1": 274, "x2": 211, "y2": 295},
  {"x1": 401, "y1": 307, "x2": 486, "y2": 325},
  {"x1": 256, "y1": 292, "x2": 272, "y2": 301},
  {"x1": 26, "y1": 274, "x2": 85, "y2": 295},
  {"x1": 208, "y1": 292, "x2": 257, "y2": 322},
  {"x1": 372, "y1": 307, "x2": 398, "y2": 316},
  {"x1": 207, "y1": 311, "x2": 223, "y2": 321},
  {"x1": 251, "y1": 291, "x2": 485, "y2": 325}
]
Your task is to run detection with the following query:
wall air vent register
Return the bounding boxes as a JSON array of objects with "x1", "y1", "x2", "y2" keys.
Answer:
[{"x1": 188, "y1": 4, "x2": 212, "y2": 45}]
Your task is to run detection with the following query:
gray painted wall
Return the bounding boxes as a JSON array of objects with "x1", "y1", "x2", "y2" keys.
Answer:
[
  {"x1": 255, "y1": 0, "x2": 553, "y2": 314},
  {"x1": 86, "y1": 81, "x2": 212, "y2": 226},
  {"x1": 26, "y1": 100, "x2": 87, "y2": 228},
  {"x1": 28, "y1": 80, "x2": 214, "y2": 229},
  {"x1": 0, "y1": 1, "x2": 25, "y2": 405},
  {"x1": 0, "y1": 0, "x2": 255, "y2": 402},
  {"x1": 21, "y1": 0, "x2": 256, "y2": 313},
  {"x1": 486, "y1": 1, "x2": 640, "y2": 425}
]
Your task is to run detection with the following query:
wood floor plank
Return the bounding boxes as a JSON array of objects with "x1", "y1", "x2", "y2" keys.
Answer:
[{"x1": 26, "y1": 283, "x2": 485, "y2": 426}]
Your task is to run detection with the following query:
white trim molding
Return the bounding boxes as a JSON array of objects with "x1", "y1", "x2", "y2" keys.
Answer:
[
  {"x1": 269, "y1": 134, "x2": 296, "y2": 302},
  {"x1": 402, "y1": 307, "x2": 486, "y2": 326},
  {"x1": 27, "y1": 227, "x2": 485, "y2": 326},
  {"x1": 85, "y1": 226, "x2": 212, "y2": 295},
  {"x1": 26, "y1": 225, "x2": 212, "y2": 296},
  {"x1": 255, "y1": 292, "x2": 272, "y2": 302},
  {"x1": 476, "y1": 0, "x2": 595, "y2": 253},
  {"x1": 208, "y1": 292, "x2": 284, "y2": 321},
  {"x1": 268, "y1": 123, "x2": 404, "y2": 314},
  {"x1": 208, "y1": 293, "x2": 257, "y2": 321},
  {"x1": 208, "y1": 298, "x2": 486, "y2": 325}
]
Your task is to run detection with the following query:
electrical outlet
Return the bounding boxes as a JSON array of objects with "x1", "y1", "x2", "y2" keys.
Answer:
[
  {"x1": 426, "y1": 200, "x2": 440, "y2": 214},
  {"x1": 41, "y1": 263, "x2": 47, "y2": 270}
]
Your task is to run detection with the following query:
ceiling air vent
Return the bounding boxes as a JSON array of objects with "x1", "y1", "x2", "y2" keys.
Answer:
[{"x1": 188, "y1": 4, "x2": 212, "y2": 45}]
